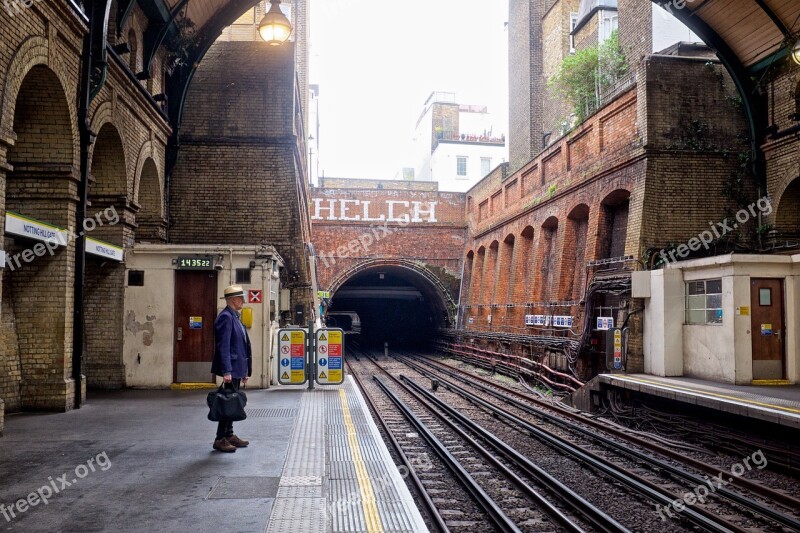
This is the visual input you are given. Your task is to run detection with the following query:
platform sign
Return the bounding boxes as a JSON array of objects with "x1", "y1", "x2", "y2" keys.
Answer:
[
  {"x1": 277, "y1": 328, "x2": 307, "y2": 385},
  {"x1": 315, "y1": 328, "x2": 344, "y2": 385},
  {"x1": 605, "y1": 327, "x2": 624, "y2": 371}
]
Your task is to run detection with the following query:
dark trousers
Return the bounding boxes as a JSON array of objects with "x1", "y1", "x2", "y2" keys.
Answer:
[{"x1": 215, "y1": 378, "x2": 241, "y2": 440}]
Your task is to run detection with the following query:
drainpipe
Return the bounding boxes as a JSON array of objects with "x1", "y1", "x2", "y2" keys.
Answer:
[
  {"x1": 261, "y1": 259, "x2": 270, "y2": 389},
  {"x1": 73, "y1": 32, "x2": 94, "y2": 410}
]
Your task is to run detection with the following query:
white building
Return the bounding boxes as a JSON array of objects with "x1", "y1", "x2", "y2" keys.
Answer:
[{"x1": 412, "y1": 92, "x2": 507, "y2": 193}]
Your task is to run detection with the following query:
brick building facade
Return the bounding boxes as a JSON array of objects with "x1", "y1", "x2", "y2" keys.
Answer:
[
  {"x1": 0, "y1": 0, "x2": 311, "y2": 427},
  {"x1": 0, "y1": 1, "x2": 171, "y2": 416}
]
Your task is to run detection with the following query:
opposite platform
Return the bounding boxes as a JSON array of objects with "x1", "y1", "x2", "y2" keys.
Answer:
[{"x1": 600, "y1": 373, "x2": 800, "y2": 429}]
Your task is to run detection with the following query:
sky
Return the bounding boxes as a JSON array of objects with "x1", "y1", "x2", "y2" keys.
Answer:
[{"x1": 309, "y1": 0, "x2": 509, "y2": 181}]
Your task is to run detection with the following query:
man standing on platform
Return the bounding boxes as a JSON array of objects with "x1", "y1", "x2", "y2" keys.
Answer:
[{"x1": 211, "y1": 285, "x2": 252, "y2": 453}]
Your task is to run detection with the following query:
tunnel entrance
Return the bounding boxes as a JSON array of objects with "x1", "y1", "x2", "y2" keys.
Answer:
[{"x1": 328, "y1": 265, "x2": 450, "y2": 349}]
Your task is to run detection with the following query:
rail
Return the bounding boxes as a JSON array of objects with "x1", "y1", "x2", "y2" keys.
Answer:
[
  {"x1": 406, "y1": 354, "x2": 800, "y2": 529},
  {"x1": 395, "y1": 355, "x2": 744, "y2": 533}
]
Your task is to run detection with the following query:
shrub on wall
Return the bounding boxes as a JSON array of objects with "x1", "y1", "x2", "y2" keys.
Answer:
[{"x1": 549, "y1": 31, "x2": 628, "y2": 126}]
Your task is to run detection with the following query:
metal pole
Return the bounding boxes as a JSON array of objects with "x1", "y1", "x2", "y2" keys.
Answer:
[
  {"x1": 307, "y1": 318, "x2": 315, "y2": 390},
  {"x1": 73, "y1": 32, "x2": 92, "y2": 410}
]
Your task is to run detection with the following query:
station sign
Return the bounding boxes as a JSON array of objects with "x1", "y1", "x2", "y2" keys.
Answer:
[
  {"x1": 277, "y1": 328, "x2": 307, "y2": 385},
  {"x1": 315, "y1": 328, "x2": 344, "y2": 385},
  {"x1": 86, "y1": 237, "x2": 124, "y2": 262},
  {"x1": 5, "y1": 212, "x2": 68, "y2": 246}
]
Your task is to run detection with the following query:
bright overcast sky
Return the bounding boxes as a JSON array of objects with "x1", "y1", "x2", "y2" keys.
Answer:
[{"x1": 309, "y1": 0, "x2": 509, "y2": 181}]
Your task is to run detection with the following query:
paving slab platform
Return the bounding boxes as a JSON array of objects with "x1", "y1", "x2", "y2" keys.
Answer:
[
  {"x1": 600, "y1": 373, "x2": 800, "y2": 429},
  {"x1": 0, "y1": 376, "x2": 427, "y2": 532}
]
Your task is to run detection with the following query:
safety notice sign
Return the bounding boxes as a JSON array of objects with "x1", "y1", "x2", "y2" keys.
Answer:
[
  {"x1": 315, "y1": 328, "x2": 344, "y2": 385},
  {"x1": 277, "y1": 328, "x2": 307, "y2": 385}
]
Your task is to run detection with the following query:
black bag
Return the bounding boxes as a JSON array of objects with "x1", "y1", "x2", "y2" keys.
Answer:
[{"x1": 207, "y1": 383, "x2": 247, "y2": 421}]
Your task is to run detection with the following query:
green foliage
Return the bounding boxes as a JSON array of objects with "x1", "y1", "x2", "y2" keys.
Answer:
[
  {"x1": 549, "y1": 31, "x2": 628, "y2": 124},
  {"x1": 547, "y1": 183, "x2": 557, "y2": 198},
  {"x1": 164, "y1": 15, "x2": 199, "y2": 73}
]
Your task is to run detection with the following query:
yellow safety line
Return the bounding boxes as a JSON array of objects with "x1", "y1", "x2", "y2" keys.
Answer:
[
  {"x1": 339, "y1": 389, "x2": 384, "y2": 533},
  {"x1": 614, "y1": 375, "x2": 800, "y2": 415}
]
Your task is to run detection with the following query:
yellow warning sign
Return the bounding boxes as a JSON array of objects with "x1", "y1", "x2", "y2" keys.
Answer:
[
  {"x1": 281, "y1": 372, "x2": 289, "y2": 380},
  {"x1": 318, "y1": 371, "x2": 327, "y2": 379},
  {"x1": 281, "y1": 333, "x2": 289, "y2": 341},
  {"x1": 318, "y1": 332, "x2": 327, "y2": 341},
  {"x1": 329, "y1": 330, "x2": 342, "y2": 344},
  {"x1": 291, "y1": 331, "x2": 305, "y2": 343},
  {"x1": 291, "y1": 370, "x2": 305, "y2": 382},
  {"x1": 328, "y1": 370, "x2": 342, "y2": 382}
]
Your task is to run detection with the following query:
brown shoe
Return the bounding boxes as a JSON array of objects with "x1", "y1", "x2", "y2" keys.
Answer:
[
  {"x1": 213, "y1": 438, "x2": 236, "y2": 453},
  {"x1": 226, "y1": 434, "x2": 249, "y2": 448}
]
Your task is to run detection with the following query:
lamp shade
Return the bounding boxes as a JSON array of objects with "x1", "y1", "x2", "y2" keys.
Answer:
[
  {"x1": 793, "y1": 40, "x2": 800, "y2": 65},
  {"x1": 259, "y1": 0, "x2": 292, "y2": 46}
]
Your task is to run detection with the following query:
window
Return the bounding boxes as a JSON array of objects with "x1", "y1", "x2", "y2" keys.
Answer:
[
  {"x1": 569, "y1": 12, "x2": 578, "y2": 53},
  {"x1": 481, "y1": 157, "x2": 491, "y2": 177},
  {"x1": 456, "y1": 156, "x2": 467, "y2": 177},
  {"x1": 235, "y1": 268, "x2": 252, "y2": 284},
  {"x1": 685, "y1": 279, "x2": 723, "y2": 325},
  {"x1": 127, "y1": 270, "x2": 144, "y2": 287},
  {"x1": 600, "y1": 13, "x2": 618, "y2": 43}
]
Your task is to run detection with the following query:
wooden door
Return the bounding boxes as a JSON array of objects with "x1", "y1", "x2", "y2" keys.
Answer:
[
  {"x1": 750, "y1": 278, "x2": 785, "y2": 380},
  {"x1": 174, "y1": 270, "x2": 218, "y2": 382}
]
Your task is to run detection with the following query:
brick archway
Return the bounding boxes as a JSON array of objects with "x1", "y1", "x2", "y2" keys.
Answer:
[{"x1": 2, "y1": 64, "x2": 77, "y2": 411}]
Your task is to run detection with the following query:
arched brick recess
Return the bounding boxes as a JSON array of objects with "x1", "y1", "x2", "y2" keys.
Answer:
[
  {"x1": 2, "y1": 64, "x2": 77, "y2": 411},
  {"x1": 561, "y1": 204, "x2": 589, "y2": 301},
  {"x1": 0, "y1": 36, "x2": 79, "y2": 169}
]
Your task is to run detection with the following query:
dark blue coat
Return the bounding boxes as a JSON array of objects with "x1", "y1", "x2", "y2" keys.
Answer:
[{"x1": 211, "y1": 307, "x2": 252, "y2": 378}]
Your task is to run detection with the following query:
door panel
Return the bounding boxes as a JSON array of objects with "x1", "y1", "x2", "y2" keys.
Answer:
[
  {"x1": 750, "y1": 278, "x2": 785, "y2": 380},
  {"x1": 174, "y1": 270, "x2": 218, "y2": 382}
]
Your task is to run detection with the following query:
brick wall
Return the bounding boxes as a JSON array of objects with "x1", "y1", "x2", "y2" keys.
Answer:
[
  {"x1": 508, "y1": 0, "x2": 544, "y2": 173},
  {"x1": 0, "y1": 0, "x2": 170, "y2": 409},
  {"x1": 762, "y1": 63, "x2": 800, "y2": 238},
  {"x1": 460, "y1": 55, "x2": 750, "y2": 376},
  {"x1": 310, "y1": 187, "x2": 467, "y2": 307},
  {"x1": 169, "y1": 41, "x2": 313, "y2": 314},
  {"x1": 542, "y1": 0, "x2": 580, "y2": 137}
]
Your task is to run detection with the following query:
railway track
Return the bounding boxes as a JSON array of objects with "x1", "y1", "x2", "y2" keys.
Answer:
[
  {"x1": 347, "y1": 347, "x2": 800, "y2": 532},
  {"x1": 402, "y1": 352, "x2": 800, "y2": 521},
  {"x1": 348, "y1": 349, "x2": 631, "y2": 532}
]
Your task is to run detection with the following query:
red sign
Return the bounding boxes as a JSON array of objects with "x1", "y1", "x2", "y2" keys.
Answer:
[{"x1": 248, "y1": 290, "x2": 262, "y2": 303}]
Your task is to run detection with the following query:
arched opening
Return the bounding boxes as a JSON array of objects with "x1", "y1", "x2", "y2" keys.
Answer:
[
  {"x1": 472, "y1": 246, "x2": 486, "y2": 306},
  {"x1": 485, "y1": 240, "x2": 500, "y2": 306},
  {"x1": 562, "y1": 204, "x2": 590, "y2": 300},
  {"x1": 599, "y1": 189, "x2": 630, "y2": 260},
  {"x1": 329, "y1": 264, "x2": 451, "y2": 349},
  {"x1": 516, "y1": 226, "x2": 534, "y2": 304},
  {"x1": 500, "y1": 234, "x2": 515, "y2": 303},
  {"x1": 3, "y1": 65, "x2": 75, "y2": 410},
  {"x1": 136, "y1": 158, "x2": 165, "y2": 242},
  {"x1": 537, "y1": 216, "x2": 559, "y2": 302},
  {"x1": 84, "y1": 123, "x2": 130, "y2": 389},
  {"x1": 775, "y1": 177, "x2": 800, "y2": 239}
]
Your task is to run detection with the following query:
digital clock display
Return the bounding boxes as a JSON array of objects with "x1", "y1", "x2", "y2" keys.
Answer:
[{"x1": 177, "y1": 256, "x2": 214, "y2": 270}]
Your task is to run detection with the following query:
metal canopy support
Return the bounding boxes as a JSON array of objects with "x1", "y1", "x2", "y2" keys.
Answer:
[
  {"x1": 142, "y1": 0, "x2": 192, "y2": 76},
  {"x1": 75, "y1": 0, "x2": 114, "y2": 409}
]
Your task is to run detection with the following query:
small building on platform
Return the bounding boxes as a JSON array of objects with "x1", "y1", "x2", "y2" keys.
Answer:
[{"x1": 634, "y1": 254, "x2": 800, "y2": 384}]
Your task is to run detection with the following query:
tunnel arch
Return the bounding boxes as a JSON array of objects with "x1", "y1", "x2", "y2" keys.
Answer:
[{"x1": 327, "y1": 259, "x2": 457, "y2": 347}]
